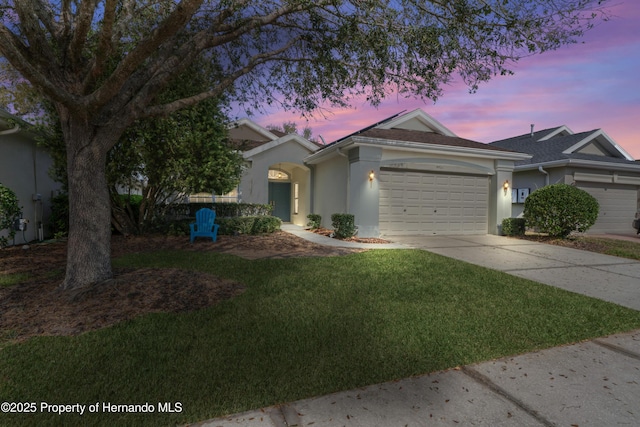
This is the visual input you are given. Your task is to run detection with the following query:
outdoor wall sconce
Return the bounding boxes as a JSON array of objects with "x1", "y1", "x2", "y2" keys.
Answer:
[
  {"x1": 503, "y1": 180, "x2": 510, "y2": 194},
  {"x1": 368, "y1": 170, "x2": 375, "y2": 188}
]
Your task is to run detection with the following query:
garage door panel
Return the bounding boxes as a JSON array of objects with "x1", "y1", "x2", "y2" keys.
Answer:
[
  {"x1": 379, "y1": 170, "x2": 488, "y2": 235},
  {"x1": 449, "y1": 191, "x2": 463, "y2": 201},
  {"x1": 576, "y1": 182, "x2": 638, "y2": 233},
  {"x1": 434, "y1": 176, "x2": 447, "y2": 184},
  {"x1": 448, "y1": 207, "x2": 462, "y2": 216},
  {"x1": 435, "y1": 191, "x2": 449, "y2": 201}
]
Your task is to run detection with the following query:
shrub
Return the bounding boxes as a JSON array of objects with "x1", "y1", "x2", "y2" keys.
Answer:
[
  {"x1": 523, "y1": 184, "x2": 599, "y2": 238},
  {"x1": 331, "y1": 213, "x2": 356, "y2": 239},
  {"x1": 165, "y1": 219, "x2": 192, "y2": 236},
  {"x1": 49, "y1": 192, "x2": 69, "y2": 238},
  {"x1": 216, "y1": 216, "x2": 281, "y2": 235},
  {"x1": 307, "y1": 213, "x2": 321, "y2": 229},
  {"x1": 189, "y1": 203, "x2": 273, "y2": 217},
  {"x1": 0, "y1": 183, "x2": 22, "y2": 248},
  {"x1": 501, "y1": 217, "x2": 526, "y2": 236},
  {"x1": 251, "y1": 216, "x2": 282, "y2": 234}
]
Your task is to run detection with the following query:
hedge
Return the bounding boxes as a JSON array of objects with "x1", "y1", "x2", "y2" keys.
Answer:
[
  {"x1": 216, "y1": 216, "x2": 282, "y2": 235},
  {"x1": 188, "y1": 202, "x2": 272, "y2": 217},
  {"x1": 501, "y1": 217, "x2": 526, "y2": 236}
]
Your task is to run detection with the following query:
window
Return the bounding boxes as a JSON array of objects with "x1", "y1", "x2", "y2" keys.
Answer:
[
  {"x1": 293, "y1": 183, "x2": 299, "y2": 214},
  {"x1": 268, "y1": 169, "x2": 289, "y2": 181}
]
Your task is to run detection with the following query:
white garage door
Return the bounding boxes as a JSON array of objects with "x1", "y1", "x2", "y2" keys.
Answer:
[
  {"x1": 379, "y1": 170, "x2": 489, "y2": 235},
  {"x1": 576, "y1": 182, "x2": 638, "y2": 234}
]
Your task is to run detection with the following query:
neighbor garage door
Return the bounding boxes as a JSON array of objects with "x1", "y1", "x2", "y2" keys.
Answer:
[
  {"x1": 575, "y1": 182, "x2": 638, "y2": 234},
  {"x1": 379, "y1": 170, "x2": 489, "y2": 235}
]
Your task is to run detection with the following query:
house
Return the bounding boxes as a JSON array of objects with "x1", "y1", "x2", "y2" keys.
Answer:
[
  {"x1": 306, "y1": 109, "x2": 530, "y2": 237},
  {"x1": 490, "y1": 126, "x2": 640, "y2": 234},
  {"x1": 224, "y1": 109, "x2": 530, "y2": 237},
  {"x1": 0, "y1": 109, "x2": 62, "y2": 245},
  {"x1": 217, "y1": 118, "x2": 319, "y2": 224}
]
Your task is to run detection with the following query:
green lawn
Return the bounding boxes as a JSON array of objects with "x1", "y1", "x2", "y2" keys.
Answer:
[
  {"x1": 581, "y1": 236, "x2": 640, "y2": 260},
  {"x1": 2, "y1": 249, "x2": 640, "y2": 426}
]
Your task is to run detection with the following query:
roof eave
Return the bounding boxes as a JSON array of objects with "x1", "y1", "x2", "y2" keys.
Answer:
[
  {"x1": 305, "y1": 135, "x2": 532, "y2": 164},
  {"x1": 244, "y1": 134, "x2": 319, "y2": 159},
  {"x1": 515, "y1": 158, "x2": 640, "y2": 173},
  {"x1": 351, "y1": 136, "x2": 532, "y2": 161}
]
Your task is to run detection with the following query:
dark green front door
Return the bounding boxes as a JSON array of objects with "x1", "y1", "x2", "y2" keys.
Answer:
[{"x1": 268, "y1": 182, "x2": 291, "y2": 221}]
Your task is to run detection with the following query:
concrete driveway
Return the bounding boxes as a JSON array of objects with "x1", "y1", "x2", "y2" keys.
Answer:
[{"x1": 386, "y1": 234, "x2": 640, "y2": 311}]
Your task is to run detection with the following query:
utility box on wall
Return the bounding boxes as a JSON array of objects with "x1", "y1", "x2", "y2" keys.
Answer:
[{"x1": 512, "y1": 188, "x2": 530, "y2": 204}]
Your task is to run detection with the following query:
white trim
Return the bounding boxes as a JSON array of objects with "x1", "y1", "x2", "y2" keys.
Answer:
[
  {"x1": 304, "y1": 134, "x2": 530, "y2": 165},
  {"x1": 516, "y1": 158, "x2": 640, "y2": 173},
  {"x1": 244, "y1": 133, "x2": 318, "y2": 159},
  {"x1": 351, "y1": 136, "x2": 531, "y2": 161},
  {"x1": 376, "y1": 108, "x2": 457, "y2": 136},
  {"x1": 538, "y1": 125, "x2": 573, "y2": 141},
  {"x1": 561, "y1": 129, "x2": 635, "y2": 161}
]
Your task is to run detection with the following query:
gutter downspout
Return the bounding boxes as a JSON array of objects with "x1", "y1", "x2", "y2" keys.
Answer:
[{"x1": 538, "y1": 166, "x2": 549, "y2": 186}]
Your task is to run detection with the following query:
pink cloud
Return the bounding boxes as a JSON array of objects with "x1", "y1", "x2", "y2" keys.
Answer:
[{"x1": 244, "y1": 1, "x2": 640, "y2": 159}]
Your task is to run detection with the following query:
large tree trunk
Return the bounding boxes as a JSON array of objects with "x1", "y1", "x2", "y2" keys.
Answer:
[{"x1": 59, "y1": 112, "x2": 121, "y2": 290}]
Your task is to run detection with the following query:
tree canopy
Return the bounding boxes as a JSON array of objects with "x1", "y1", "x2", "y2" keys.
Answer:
[
  {"x1": 0, "y1": 0, "x2": 610, "y2": 290},
  {"x1": 267, "y1": 121, "x2": 316, "y2": 142}
]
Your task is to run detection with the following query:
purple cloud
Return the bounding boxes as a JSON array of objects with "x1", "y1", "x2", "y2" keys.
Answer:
[{"x1": 247, "y1": 1, "x2": 640, "y2": 158}]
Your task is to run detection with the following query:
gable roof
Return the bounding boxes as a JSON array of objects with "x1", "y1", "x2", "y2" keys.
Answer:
[
  {"x1": 490, "y1": 126, "x2": 637, "y2": 170},
  {"x1": 228, "y1": 118, "x2": 322, "y2": 153},
  {"x1": 306, "y1": 109, "x2": 528, "y2": 164},
  {"x1": 375, "y1": 109, "x2": 457, "y2": 136},
  {"x1": 243, "y1": 132, "x2": 319, "y2": 159},
  {"x1": 359, "y1": 128, "x2": 519, "y2": 153}
]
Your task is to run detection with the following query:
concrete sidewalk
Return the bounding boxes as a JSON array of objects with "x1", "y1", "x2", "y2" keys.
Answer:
[
  {"x1": 194, "y1": 331, "x2": 640, "y2": 427},
  {"x1": 191, "y1": 228, "x2": 640, "y2": 427}
]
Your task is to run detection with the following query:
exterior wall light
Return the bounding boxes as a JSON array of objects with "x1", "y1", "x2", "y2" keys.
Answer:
[
  {"x1": 369, "y1": 170, "x2": 375, "y2": 182},
  {"x1": 503, "y1": 180, "x2": 510, "y2": 194}
]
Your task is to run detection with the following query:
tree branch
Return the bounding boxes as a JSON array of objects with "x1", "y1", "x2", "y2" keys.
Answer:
[
  {"x1": 88, "y1": 0, "x2": 204, "y2": 109},
  {"x1": 0, "y1": 25, "x2": 82, "y2": 109},
  {"x1": 143, "y1": 39, "x2": 299, "y2": 119},
  {"x1": 84, "y1": 0, "x2": 118, "y2": 92},
  {"x1": 68, "y1": 0, "x2": 100, "y2": 70}
]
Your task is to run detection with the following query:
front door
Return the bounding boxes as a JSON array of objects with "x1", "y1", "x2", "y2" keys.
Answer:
[{"x1": 268, "y1": 182, "x2": 291, "y2": 221}]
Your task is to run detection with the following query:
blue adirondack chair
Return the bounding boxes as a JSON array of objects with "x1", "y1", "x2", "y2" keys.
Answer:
[{"x1": 190, "y1": 208, "x2": 219, "y2": 243}]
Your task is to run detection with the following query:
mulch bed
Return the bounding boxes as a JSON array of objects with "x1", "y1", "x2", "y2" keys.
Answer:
[
  {"x1": 0, "y1": 231, "x2": 364, "y2": 342},
  {"x1": 311, "y1": 228, "x2": 391, "y2": 244}
]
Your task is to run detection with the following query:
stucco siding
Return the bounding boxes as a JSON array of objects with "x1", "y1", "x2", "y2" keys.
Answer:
[
  {"x1": 241, "y1": 140, "x2": 315, "y2": 205},
  {"x1": 312, "y1": 156, "x2": 348, "y2": 229},
  {"x1": 0, "y1": 132, "x2": 61, "y2": 245}
]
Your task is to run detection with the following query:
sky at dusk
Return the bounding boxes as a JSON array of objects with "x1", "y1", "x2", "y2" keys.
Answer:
[{"x1": 242, "y1": 1, "x2": 640, "y2": 159}]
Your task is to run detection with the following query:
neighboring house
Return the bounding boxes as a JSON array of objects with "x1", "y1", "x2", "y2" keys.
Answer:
[
  {"x1": 490, "y1": 126, "x2": 640, "y2": 234},
  {"x1": 0, "y1": 109, "x2": 62, "y2": 245},
  {"x1": 221, "y1": 109, "x2": 530, "y2": 237}
]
